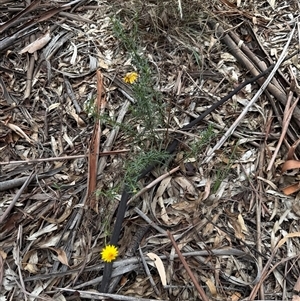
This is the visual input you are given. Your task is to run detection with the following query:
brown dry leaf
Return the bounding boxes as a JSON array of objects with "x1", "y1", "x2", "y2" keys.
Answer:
[
  {"x1": 287, "y1": 138, "x2": 300, "y2": 160},
  {"x1": 276, "y1": 232, "x2": 300, "y2": 249},
  {"x1": 19, "y1": 32, "x2": 51, "y2": 54},
  {"x1": 292, "y1": 296, "x2": 300, "y2": 301},
  {"x1": 238, "y1": 214, "x2": 248, "y2": 234},
  {"x1": 155, "y1": 176, "x2": 172, "y2": 198},
  {"x1": 174, "y1": 176, "x2": 197, "y2": 197},
  {"x1": 67, "y1": 107, "x2": 86, "y2": 127},
  {"x1": 282, "y1": 183, "x2": 300, "y2": 196},
  {"x1": 43, "y1": 203, "x2": 72, "y2": 224},
  {"x1": 0, "y1": 249, "x2": 7, "y2": 260},
  {"x1": 231, "y1": 292, "x2": 242, "y2": 301},
  {"x1": 202, "y1": 179, "x2": 211, "y2": 201},
  {"x1": 86, "y1": 70, "x2": 106, "y2": 212},
  {"x1": 147, "y1": 252, "x2": 167, "y2": 286},
  {"x1": 282, "y1": 160, "x2": 300, "y2": 173},
  {"x1": 27, "y1": 224, "x2": 58, "y2": 241},
  {"x1": 1, "y1": 121, "x2": 34, "y2": 144},
  {"x1": 203, "y1": 212, "x2": 221, "y2": 237},
  {"x1": 152, "y1": 177, "x2": 172, "y2": 224},
  {"x1": 171, "y1": 200, "x2": 196, "y2": 212},
  {"x1": 49, "y1": 247, "x2": 70, "y2": 267},
  {"x1": 227, "y1": 212, "x2": 248, "y2": 241},
  {"x1": 158, "y1": 196, "x2": 171, "y2": 225},
  {"x1": 38, "y1": 233, "x2": 67, "y2": 248},
  {"x1": 123, "y1": 276, "x2": 147, "y2": 296}
]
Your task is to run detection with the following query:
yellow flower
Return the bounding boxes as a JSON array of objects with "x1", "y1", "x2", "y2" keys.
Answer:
[
  {"x1": 101, "y1": 245, "x2": 119, "y2": 262},
  {"x1": 123, "y1": 72, "x2": 138, "y2": 84}
]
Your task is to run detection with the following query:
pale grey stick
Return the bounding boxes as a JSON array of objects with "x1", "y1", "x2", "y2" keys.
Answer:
[{"x1": 0, "y1": 170, "x2": 36, "y2": 223}]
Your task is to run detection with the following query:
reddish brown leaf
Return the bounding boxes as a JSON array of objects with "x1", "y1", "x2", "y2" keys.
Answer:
[
  {"x1": 86, "y1": 70, "x2": 107, "y2": 212},
  {"x1": 282, "y1": 183, "x2": 300, "y2": 195},
  {"x1": 281, "y1": 160, "x2": 300, "y2": 173}
]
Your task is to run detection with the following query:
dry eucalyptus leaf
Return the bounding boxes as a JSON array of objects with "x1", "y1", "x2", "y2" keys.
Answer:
[
  {"x1": 2, "y1": 121, "x2": 34, "y2": 144},
  {"x1": 276, "y1": 232, "x2": 300, "y2": 249},
  {"x1": 267, "y1": 0, "x2": 276, "y2": 9},
  {"x1": 205, "y1": 278, "x2": 217, "y2": 297},
  {"x1": 282, "y1": 183, "x2": 300, "y2": 196},
  {"x1": 19, "y1": 32, "x2": 51, "y2": 54},
  {"x1": 0, "y1": 249, "x2": 7, "y2": 260},
  {"x1": 282, "y1": 160, "x2": 300, "y2": 173},
  {"x1": 174, "y1": 177, "x2": 197, "y2": 196},
  {"x1": 27, "y1": 224, "x2": 58, "y2": 241},
  {"x1": 147, "y1": 253, "x2": 167, "y2": 286},
  {"x1": 22, "y1": 250, "x2": 39, "y2": 274},
  {"x1": 49, "y1": 247, "x2": 70, "y2": 267}
]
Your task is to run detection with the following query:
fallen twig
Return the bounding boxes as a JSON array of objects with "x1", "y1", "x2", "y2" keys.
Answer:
[
  {"x1": 167, "y1": 230, "x2": 210, "y2": 301},
  {"x1": 0, "y1": 150, "x2": 129, "y2": 165},
  {"x1": 267, "y1": 92, "x2": 299, "y2": 171},
  {"x1": 0, "y1": 170, "x2": 36, "y2": 223}
]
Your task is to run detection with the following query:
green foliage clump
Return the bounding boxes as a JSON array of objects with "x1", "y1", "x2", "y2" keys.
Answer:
[
  {"x1": 124, "y1": 150, "x2": 170, "y2": 192},
  {"x1": 111, "y1": 17, "x2": 165, "y2": 141}
]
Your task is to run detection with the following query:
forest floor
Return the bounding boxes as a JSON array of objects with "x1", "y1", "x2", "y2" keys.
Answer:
[{"x1": 1, "y1": 1, "x2": 300, "y2": 300}]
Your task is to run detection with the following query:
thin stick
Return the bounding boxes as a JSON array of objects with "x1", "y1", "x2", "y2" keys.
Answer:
[
  {"x1": 167, "y1": 230, "x2": 210, "y2": 301},
  {"x1": 0, "y1": 149, "x2": 129, "y2": 165},
  {"x1": 0, "y1": 170, "x2": 36, "y2": 224},
  {"x1": 267, "y1": 92, "x2": 299, "y2": 171},
  {"x1": 138, "y1": 247, "x2": 159, "y2": 295}
]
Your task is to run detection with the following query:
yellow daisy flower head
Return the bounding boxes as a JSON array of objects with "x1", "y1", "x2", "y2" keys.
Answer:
[
  {"x1": 123, "y1": 71, "x2": 138, "y2": 84},
  {"x1": 101, "y1": 245, "x2": 119, "y2": 262}
]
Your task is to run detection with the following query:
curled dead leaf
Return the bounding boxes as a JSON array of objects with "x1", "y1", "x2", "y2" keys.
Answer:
[
  {"x1": 205, "y1": 278, "x2": 217, "y2": 296},
  {"x1": 281, "y1": 160, "x2": 300, "y2": 173}
]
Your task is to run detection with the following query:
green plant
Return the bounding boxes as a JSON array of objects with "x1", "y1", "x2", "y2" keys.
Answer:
[
  {"x1": 212, "y1": 140, "x2": 239, "y2": 193},
  {"x1": 189, "y1": 124, "x2": 216, "y2": 156},
  {"x1": 96, "y1": 187, "x2": 119, "y2": 241},
  {"x1": 110, "y1": 14, "x2": 172, "y2": 193},
  {"x1": 111, "y1": 16, "x2": 165, "y2": 144},
  {"x1": 124, "y1": 150, "x2": 170, "y2": 192}
]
